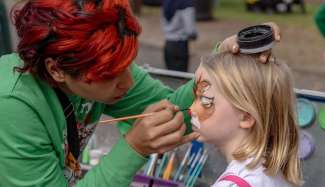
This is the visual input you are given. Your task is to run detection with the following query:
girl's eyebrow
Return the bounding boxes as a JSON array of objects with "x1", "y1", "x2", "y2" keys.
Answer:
[
  {"x1": 194, "y1": 73, "x2": 202, "y2": 83},
  {"x1": 194, "y1": 74, "x2": 211, "y2": 85},
  {"x1": 200, "y1": 79, "x2": 211, "y2": 85},
  {"x1": 201, "y1": 95, "x2": 214, "y2": 100}
]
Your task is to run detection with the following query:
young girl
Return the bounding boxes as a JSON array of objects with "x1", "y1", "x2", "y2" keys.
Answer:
[{"x1": 189, "y1": 52, "x2": 303, "y2": 187}]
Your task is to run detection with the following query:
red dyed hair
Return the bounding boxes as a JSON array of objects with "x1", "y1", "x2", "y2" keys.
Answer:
[{"x1": 12, "y1": 0, "x2": 141, "y2": 85}]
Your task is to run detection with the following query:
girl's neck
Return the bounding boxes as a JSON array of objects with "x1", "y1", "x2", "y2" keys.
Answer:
[{"x1": 216, "y1": 130, "x2": 249, "y2": 163}]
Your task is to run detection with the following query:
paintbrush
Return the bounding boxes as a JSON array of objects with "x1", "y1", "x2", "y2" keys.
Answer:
[{"x1": 99, "y1": 108, "x2": 189, "y2": 125}]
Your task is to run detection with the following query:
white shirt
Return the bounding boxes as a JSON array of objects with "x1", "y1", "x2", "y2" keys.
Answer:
[{"x1": 212, "y1": 158, "x2": 293, "y2": 187}]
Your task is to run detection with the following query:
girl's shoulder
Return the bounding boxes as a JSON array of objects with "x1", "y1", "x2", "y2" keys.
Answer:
[{"x1": 211, "y1": 159, "x2": 293, "y2": 187}]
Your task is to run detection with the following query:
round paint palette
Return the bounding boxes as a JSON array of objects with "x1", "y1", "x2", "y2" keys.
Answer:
[
  {"x1": 318, "y1": 107, "x2": 325, "y2": 130},
  {"x1": 298, "y1": 130, "x2": 316, "y2": 160},
  {"x1": 297, "y1": 98, "x2": 316, "y2": 128}
]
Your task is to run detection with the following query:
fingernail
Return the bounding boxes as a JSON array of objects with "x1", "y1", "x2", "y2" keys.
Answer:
[
  {"x1": 174, "y1": 105, "x2": 179, "y2": 111},
  {"x1": 232, "y1": 45, "x2": 238, "y2": 52},
  {"x1": 276, "y1": 35, "x2": 280, "y2": 41},
  {"x1": 269, "y1": 56, "x2": 275, "y2": 63},
  {"x1": 260, "y1": 56, "x2": 267, "y2": 62}
]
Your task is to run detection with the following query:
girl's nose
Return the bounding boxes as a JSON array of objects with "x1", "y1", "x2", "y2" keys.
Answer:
[
  {"x1": 189, "y1": 100, "x2": 210, "y2": 121},
  {"x1": 189, "y1": 101, "x2": 199, "y2": 117}
]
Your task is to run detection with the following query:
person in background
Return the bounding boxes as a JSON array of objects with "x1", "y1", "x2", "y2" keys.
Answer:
[{"x1": 162, "y1": 0, "x2": 198, "y2": 72}]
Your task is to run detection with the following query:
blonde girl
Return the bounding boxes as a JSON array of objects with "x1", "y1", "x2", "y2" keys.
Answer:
[{"x1": 190, "y1": 52, "x2": 303, "y2": 187}]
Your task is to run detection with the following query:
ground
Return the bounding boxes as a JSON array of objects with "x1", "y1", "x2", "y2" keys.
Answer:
[{"x1": 135, "y1": 1, "x2": 325, "y2": 91}]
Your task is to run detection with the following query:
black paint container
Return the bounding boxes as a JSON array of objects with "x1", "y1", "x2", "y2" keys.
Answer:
[{"x1": 237, "y1": 25, "x2": 274, "y2": 54}]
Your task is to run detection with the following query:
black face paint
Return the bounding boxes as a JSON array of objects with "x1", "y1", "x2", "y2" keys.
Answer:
[{"x1": 200, "y1": 95, "x2": 214, "y2": 108}]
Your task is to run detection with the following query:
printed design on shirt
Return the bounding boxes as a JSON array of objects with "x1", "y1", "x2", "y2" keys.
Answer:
[
  {"x1": 64, "y1": 152, "x2": 82, "y2": 184},
  {"x1": 80, "y1": 103, "x2": 92, "y2": 117},
  {"x1": 76, "y1": 102, "x2": 94, "y2": 121},
  {"x1": 63, "y1": 101, "x2": 98, "y2": 185},
  {"x1": 77, "y1": 114, "x2": 97, "y2": 150}
]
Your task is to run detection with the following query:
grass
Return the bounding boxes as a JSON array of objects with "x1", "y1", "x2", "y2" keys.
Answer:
[{"x1": 214, "y1": 0, "x2": 322, "y2": 28}]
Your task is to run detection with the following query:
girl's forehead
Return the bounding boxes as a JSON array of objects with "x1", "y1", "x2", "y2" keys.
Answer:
[
  {"x1": 195, "y1": 66, "x2": 209, "y2": 80},
  {"x1": 195, "y1": 66, "x2": 215, "y2": 88},
  {"x1": 195, "y1": 67, "x2": 216, "y2": 95}
]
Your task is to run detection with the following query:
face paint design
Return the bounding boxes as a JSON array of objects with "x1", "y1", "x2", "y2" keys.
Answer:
[
  {"x1": 190, "y1": 66, "x2": 245, "y2": 145},
  {"x1": 190, "y1": 112, "x2": 201, "y2": 129},
  {"x1": 190, "y1": 78, "x2": 216, "y2": 129},
  {"x1": 200, "y1": 95, "x2": 215, "y2": 109},
  {"x1": 191, "y1": 77, "x2": 216, "y2": 122}
]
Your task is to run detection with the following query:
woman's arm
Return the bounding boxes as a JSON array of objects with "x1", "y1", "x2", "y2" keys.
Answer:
[
  {"x1": 77, "y1": 136, "x2": 147, "y2": 187},
  {"x1": 104, "y1": 64, "x2": 195, "y2": 135},
  {"x1": 0, "y1": 97, "x2": 68, "y2": 186},
  {"x1": 0, "y1": 96, "x2": 147, "y2": 187}
]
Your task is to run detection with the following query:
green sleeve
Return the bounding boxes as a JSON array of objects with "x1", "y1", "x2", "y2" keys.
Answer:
[
  {"x1": 104, "y1": 64, "x2": 195, "y2": 135},
  {"x1": 0, "y1": 97, "x2": 68, "y2": 187},
  {"x1": 315, "y1": 4, "x2": 325, "y2": 37},
  {"x1": 76, "y1": 137, "x2": 147, "y2": 187},
  {"x1": 0, "y1": 97, "x2": 147, "y2": 187}
]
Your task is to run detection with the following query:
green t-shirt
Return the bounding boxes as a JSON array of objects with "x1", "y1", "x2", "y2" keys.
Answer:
[
  {"x1": 0, "y1": 53, "x2": 194, "y2": 187},
  {"x1": 315, "y1": 4, "x2": 325, "y2": 37}
]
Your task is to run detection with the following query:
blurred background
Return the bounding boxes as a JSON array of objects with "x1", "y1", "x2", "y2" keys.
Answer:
[
  {"x1": 1, "y1": 0, "x2": 325, "y2": 92},
  {"x1": 133, "y1": 0, "x2": 325, "y2": 92},
  {"x1": 1, "y1": 0, "x2": 325, "y2": 186}
]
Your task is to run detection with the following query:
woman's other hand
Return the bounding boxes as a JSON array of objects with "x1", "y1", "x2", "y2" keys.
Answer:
[{"x1": 218, "y1": 22, "x2": 281, "y2": 63}]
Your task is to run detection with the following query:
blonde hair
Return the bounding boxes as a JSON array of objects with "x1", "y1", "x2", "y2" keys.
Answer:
[{"x1": 201, "y1": 52, "x2": 302, "y2": 186}]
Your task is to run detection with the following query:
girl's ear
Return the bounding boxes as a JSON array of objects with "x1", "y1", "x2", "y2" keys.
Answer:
[
  {"x1": 45, "y1": 58, "x2": 65, "y2": 83},
  {"x1": 239, "y1": 112, "x2": 255, "y2": 129}
]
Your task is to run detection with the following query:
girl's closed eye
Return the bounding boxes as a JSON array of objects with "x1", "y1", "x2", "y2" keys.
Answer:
[{"x1": 200, "y1": 95, "x2": 215, "y2": 108}]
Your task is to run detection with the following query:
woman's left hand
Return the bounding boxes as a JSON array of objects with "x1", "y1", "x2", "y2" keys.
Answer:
[{"x1": 218, "y1": 22, "x2": 281, "y2": 63}]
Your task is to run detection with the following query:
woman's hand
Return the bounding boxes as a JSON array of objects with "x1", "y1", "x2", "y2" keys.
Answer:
[
  {"x1": 219, "y1": 22, "x2": 281, "y2": 63},
  {"x1": 125, "y1": 100, "x2": 199, "y2": 156}
]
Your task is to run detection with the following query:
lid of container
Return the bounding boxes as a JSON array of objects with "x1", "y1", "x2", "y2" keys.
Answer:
[
  {"x1": 297, "y1": 98, "x2": 316, "y2": 128},
  {"x1": 298, "y1": 130, "x2": 316, "y2": 160},
  {"x1": 318, "y1": 107, "x2": 325, "y2": 130},
  {"x1": 237, "y1": 25, "x2": 274, "y2": 54}
]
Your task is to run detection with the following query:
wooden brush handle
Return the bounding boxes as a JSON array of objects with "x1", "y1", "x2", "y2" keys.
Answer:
[{"x1": 99, "y1": 112, "x2": 155, "y2": 124}]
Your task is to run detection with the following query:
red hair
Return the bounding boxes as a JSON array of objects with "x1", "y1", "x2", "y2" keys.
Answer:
[{"x1": 12, "y1": 0, "x2": 141, "y2": 85}]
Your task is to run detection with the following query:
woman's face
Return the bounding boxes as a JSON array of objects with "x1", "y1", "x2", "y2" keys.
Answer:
[
  {"x1": 62, "y1": 67, "x2": 133, "y2": 105},
  {"x1": 190, "y1": 66, "x2": 242, "y2": 145}
]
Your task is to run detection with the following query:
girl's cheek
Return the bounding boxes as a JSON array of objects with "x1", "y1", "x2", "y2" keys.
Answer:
[
  {"x1": 197, "y1": 106, "x2": 215, "y2": 121},
  {"x1": 190, "y1": 106, "x2": 215, "y2": 129}
]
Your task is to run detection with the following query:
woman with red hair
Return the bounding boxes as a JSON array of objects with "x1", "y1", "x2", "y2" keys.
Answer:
[{"x1": 0, "y1": 0, "x2": 280, "y2": 186}]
